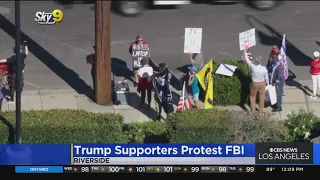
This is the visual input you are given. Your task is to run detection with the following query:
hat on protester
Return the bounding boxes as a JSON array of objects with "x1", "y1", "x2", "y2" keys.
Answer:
[
  {"x1": 272, "y1": 46, "x2": 280, "y2": 53},
  {"x1": 313, "y1": 51, "x2": 320, "y2": 58},
  {"x1": 136, "y1": 35, "x2": 143, "y2": 41},
  {"x1": 188, "y1": 65, "x2": 198, "y2": 72}
]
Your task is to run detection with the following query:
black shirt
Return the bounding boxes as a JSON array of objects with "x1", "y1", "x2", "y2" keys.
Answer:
[{"x1": 7, "y1": 53, "x2": 26, "y2": 74}]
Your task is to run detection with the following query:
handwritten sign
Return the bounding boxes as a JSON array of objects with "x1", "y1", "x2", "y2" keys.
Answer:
[
  {"x1": 184, "y1": 28, "x2": 202, "y2": 53},
  {"x1": 132, "y1": 44, "x2": 149, "y2": 68},
  {"x1": 239, "y1": 28, "x2": 256, "y2": 51}
]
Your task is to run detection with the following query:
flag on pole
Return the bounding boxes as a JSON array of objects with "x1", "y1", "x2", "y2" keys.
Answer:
[
  {"x1": 177, "y1": 82, "x2": 192, "y2": 112},
  {"x1": 196, "y1": 60, "x2": 214, "y2": 109},
  {"x1": 280, "y1": 34, "x2": 289, "y2": 80}
]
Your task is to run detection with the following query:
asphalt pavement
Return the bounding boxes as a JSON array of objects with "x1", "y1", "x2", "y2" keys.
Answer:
[{"x1": 0, "y1": 1, "x2": 320, "y2": 93}]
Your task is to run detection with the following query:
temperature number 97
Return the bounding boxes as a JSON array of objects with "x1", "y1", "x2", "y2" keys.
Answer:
[{"x1": 191, "y1": 167, "x2": 199, "y2": 173}]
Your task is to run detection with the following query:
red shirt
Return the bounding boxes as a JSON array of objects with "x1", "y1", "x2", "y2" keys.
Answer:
[
  {"x1": 129, "y1": 40, "x2": 149, "y2": 54},
  {"x1": 310, "y1": 59, "x2": 320, "y2": 75}
]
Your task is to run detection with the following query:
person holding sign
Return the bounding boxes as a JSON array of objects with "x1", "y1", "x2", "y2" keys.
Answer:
[
  {"x1": 137, "y1": 58, "x2": 153, "y2": 108},
  {"x1": 129, "y1": 35, "x2": 150, "y2": 86},
  {"x1": 243, "y1": 48, "x2": 269, "y2": 114}
]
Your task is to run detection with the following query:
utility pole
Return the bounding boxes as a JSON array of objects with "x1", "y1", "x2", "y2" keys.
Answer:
[
  {"x1": 15, "y1": 0, "x2": 22, "y2": 144},
  {"x1": 95, "y1": 1, "x2": 112, "y2": 105}
]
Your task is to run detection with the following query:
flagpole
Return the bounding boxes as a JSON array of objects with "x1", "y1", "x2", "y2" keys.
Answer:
[{"x1": 182, "y1": 81, "x2": 185, "y2": 110}]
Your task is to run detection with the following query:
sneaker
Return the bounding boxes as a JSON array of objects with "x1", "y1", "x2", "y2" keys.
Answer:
[
  {"x1": 309, "y1": 95, "x2": 317, "y2": 100},
  {"x1": 8, "y1": 100, "x2": 15, "y2": 104}
]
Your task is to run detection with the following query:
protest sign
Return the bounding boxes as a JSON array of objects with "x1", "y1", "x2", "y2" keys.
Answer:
[
  {"x1": 132, "y1": 44, "x2": 149, "y2": 69},
  {"x1": 184, "y1": 28, "x2": 202, "y2": 53},
  {"x1": 265, "y1": 85, "x2": 277, "y2": 105},
  {"x1": 239, "y1": 28, "x2": 256, "y2": 51},
  {"x1": 215, "y1": 64, "x2": 237, "y2": 77}
]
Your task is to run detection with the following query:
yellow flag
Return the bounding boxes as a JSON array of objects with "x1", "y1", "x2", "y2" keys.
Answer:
[
  {"x1": 196, "y1": 60, "x2": 214, "y2": 109},
  {"x1": 196, "y1": 60, "x2": 213, "y2": 91}
]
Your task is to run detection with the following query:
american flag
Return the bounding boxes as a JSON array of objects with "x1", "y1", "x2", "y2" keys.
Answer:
[
  {"x1": 280, "y1": 34, "x2": 289, "y2": 80},
  {"x1": 241, "y1": 52, "x2": 253, "y2": 63},
  {"x1": 177, "y1": 82, "x2": 192, "y2": 112}
]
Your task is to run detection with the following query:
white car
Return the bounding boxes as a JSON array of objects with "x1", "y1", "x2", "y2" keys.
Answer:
[
  {"x1": 113, "y1": 1, "x2": 191, "y2": 17},
  {"x1": 114, "y1": 0, "x2": 281, "y2": 17}
]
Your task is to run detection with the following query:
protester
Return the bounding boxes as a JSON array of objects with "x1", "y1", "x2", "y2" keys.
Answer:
[
  {"x1": 188, "y1": 65, "x2": 201, "y2": 109},
  {"x1": 270, "y1": 56, "x2": 285, "y2": 112},
  {"x1": 243, "y1": 49, "x2": 269, "y2": 114},
  {"x1": 137, "y1": 58, "x2": 153, "y2": 107},
  {"x1": 0, "y1": 41, "x2": 28, "y2": 103},
  {"x1": 86, "y1": 46, "x2": 96, "y2": 98},
  {"x1": 309, "y1": 51, "x2": 320, "y2": 100},
  {"x1": 152, "y1": 63, "x2": 174, "y2": 120},
  {"x1": 189, "y1": 51, "x2": 204, "y2": 71},
  {"x1": 267, "y1": 46, "x2": 280, "y2": 82},
  {"x1": 129, "y1": 35, "x2": 150, "y2": 86}
]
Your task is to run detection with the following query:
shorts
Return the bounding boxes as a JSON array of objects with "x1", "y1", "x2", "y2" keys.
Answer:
[{"x1": 193, "y1": 93, "x2": 199, "y2": 101}]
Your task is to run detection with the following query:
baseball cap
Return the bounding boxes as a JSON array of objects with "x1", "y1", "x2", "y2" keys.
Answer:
[
  {"x1": 313, "y1": 51, "x2": 320, "y2": 58},
  {"x1": 188, "y1": 65, "x2": 197, "y2": 72}
]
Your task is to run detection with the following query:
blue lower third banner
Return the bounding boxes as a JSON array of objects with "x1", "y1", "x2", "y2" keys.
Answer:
[
  {"x1": 72, "y1": 144, "x2": 255, "y2": 165},
  {"x1": 0, "y1": 144, "x2": 71, "y2": 165},
  {"x1": 15, "y1": 166, "x2": 63, "y2": 173},
  {"x1": 314, "y1": 144, "x2": 320, "y2": 165}
]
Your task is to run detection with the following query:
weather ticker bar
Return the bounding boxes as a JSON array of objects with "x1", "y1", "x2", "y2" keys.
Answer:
[{"x1": 4, "y1": 165, "x2": 319, "y2": 174}]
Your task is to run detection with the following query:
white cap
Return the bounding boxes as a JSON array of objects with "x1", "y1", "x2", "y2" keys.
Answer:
[{"x1": 314, "y1": 51, "x2": 320, "y2": 58}]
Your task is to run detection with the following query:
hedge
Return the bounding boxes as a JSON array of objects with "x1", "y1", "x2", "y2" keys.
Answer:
[
  {"x1": 209, "y1": 59, "x2": 251, "y2": 106},
  {"x1": 0, "y1": 109, "x2": 127, "y2": 143},
  {"x1": 1, "y1": 108, "x2": 319, "y2": 144},
  {"x1": 166, "y1": 108, "x2": 285, "y2": 143}
]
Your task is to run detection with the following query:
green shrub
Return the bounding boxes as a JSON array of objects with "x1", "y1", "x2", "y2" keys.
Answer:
[
  {"x1": 0, "y1": 109, "x2": 127, "y2": 143},
  {"x1": 284, "y1": 109, "x2": 320, "y2": 142},
  {"x1": 123, "y1": 121, "x2": 168, "y2": 143},
  {"x1": 166, "y1": 109, "x2": 231, "y2": 143},
  {"x1": 223, "y1": 110, "x2": 285, "y2": 143},
  {"x1": 211, "y1": 59, "x2": 251, "y2": 106}
]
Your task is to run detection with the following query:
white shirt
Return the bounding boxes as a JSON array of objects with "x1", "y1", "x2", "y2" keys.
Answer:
[
  {"x1": 137, "y1": 65, "x2": 153, "y2": 78},
  {"x1": 244, "y1": 52, "x2": 269, "y2": 84}
]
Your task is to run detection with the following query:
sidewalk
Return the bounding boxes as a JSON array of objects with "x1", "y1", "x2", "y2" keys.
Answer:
[{"x1": 2, "y1": 82, "x2": 319, "y2": 123}]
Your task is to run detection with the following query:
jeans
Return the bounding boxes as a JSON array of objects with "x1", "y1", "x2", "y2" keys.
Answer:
[
  {"x1": 141, "y1": 90, "x2": 152, "y2": 105},
  {"x1": 275, "y1": 85, "x2": 283, "y2": 110}
]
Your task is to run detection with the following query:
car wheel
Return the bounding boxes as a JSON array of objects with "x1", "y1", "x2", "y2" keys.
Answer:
[
  {"x1": 249, "y1": 0, "x2": 277, "y2": 10},
  {"x1": 115, "y1": 1, "x2": 146, "y2": 17}
]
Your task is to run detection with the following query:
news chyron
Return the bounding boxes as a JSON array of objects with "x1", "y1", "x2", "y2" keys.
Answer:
[{"x1": 255, "y1": 143, "x2": 313, "y2": 164}]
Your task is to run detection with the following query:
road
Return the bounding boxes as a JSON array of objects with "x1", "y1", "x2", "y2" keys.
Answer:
[{"x1": 0, "y1": 1, "x2": 319, "y2": 94}]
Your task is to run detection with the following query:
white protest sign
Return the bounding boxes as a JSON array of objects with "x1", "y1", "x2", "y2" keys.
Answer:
[
  {"x1": 184, "y1": 28, "x2": 202, "y2": 53},
  {"x1": 239, "y1": 28, "x2": 256, "y2": 51},
  {"x1": 215, "y1": 64, "x2": 237, "y2": 77},
  {"x1": 266, "y1": 85, "x2": 277, "y2": 105}
]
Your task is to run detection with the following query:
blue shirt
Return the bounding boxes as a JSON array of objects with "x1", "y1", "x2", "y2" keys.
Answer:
[{"x1": 191, "y1": 76, "x2": 200, "y2": 94}]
